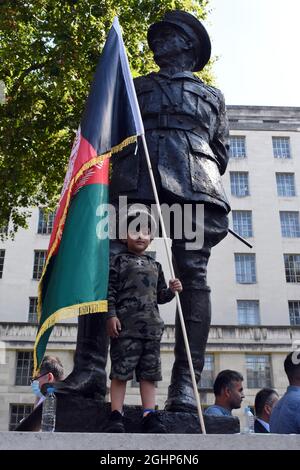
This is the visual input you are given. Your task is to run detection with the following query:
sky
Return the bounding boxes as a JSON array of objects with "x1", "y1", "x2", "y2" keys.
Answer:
[{"x1": 204, "y1": 0, "x2": 300, "y2": 106}]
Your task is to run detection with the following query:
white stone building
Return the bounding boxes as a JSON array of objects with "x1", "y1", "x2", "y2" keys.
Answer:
[{"x1": 1, "y1": 105, "x2": 300, "y2": 431}]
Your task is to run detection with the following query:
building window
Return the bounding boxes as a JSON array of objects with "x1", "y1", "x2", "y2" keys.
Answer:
[
  {"x1": 229, "y1": 136, "x2": 246, "y2": 158},
  {"x1": 28, "y1": 297, "x2": 38, "y2": 323},
  {"x1": 289, "y1": 301, "x2": 300, "y2": 326},
  {"x1": 276, "y1": 173, "x2": 296, "y2": 197},
  {"x1": 284, "y1": 254, "x2": 300, "y2": 283},
  {"x1": 15, "y1": 351, "x2": 34, "y2": 386},
  {"x1": 9, "y1": 404, "x2": 34, "y2": 431},
  {"x1": 232, "y1": 211, "x2": 253, "y2": 238},
  {"x1": 0, "y1": 249, "x2": 5, "y2": 278},
  {"x1": 235, "y1": 253, "x2": 256, "y2": 284},
  {"x1": 230, "y1": 172, "x2": 249, "y2": 197},
  {"x1": 199, "y1": 354, "x2": 215, "y2": 389},
  {"x1": 33, "y1": 250, "x2": 47, "y2": 280},
  {"x1": 237, "y1": 300, "x2": 260, "y2": 325},
  {"x1": 246, "y1": 355, "x2": 272, "y2": 389},
  {"x1": 280, "y1": 212, "x2": 300, "y2": 238},
  {"x1": 38, "y1": 209, "x2": 55, "y2": 235},
  {"x1": 272, "y1": 137, "x2": 291, "y2": 158}
]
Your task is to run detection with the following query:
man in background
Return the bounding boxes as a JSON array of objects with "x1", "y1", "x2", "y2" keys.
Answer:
[
  {"x1": 204, "y1": 370, "x2": 244, "y2": 416},
  {"x1": 270, "y1": 351, "x2": 300, "y2": 433},
  {"x1": 254, "y1": 388, "x2": 279, "y2": 433}
]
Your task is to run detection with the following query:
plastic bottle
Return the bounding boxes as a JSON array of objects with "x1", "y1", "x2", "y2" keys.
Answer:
[
  {"x1": 41, "y1": 386, "x2": 56, "y2": 432},
  {"x1": 244, "y1": 406, "x2": 255, "y2": 434}
]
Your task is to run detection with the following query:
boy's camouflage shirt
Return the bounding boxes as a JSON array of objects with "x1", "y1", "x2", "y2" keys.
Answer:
[{"x1": 107, "y1": 252, "x2": 175, "y2": 339}]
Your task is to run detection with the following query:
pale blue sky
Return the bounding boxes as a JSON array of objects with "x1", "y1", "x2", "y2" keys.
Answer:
[{"x1": 204, "y1": 0, "x2": 300, "y2": 106}]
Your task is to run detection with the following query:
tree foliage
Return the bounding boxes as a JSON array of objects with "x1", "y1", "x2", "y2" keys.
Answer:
[{"x1": 0, "y1": 0, "x2": 212, "y2": 235}]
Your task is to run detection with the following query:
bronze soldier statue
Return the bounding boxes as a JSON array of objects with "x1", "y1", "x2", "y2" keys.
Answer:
[
  {"x1": 110, "y1": 10, "x2": 230, "y2": 412},
  {"x1": 44, "y1": 11, "x2": 230, "y2": 413}
]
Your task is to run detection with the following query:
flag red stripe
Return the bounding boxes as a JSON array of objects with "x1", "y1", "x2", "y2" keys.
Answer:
[{"x1": 48, "y1": 135, "x2": 109, "y2": 258}]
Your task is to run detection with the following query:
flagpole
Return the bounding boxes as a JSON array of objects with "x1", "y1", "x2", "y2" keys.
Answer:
[{"x1": 141, "y1": 134, "x2": 206, "y2": 435}]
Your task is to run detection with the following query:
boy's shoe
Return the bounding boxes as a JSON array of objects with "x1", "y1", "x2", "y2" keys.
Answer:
[
  {"x1": 141, "y1": 412, "x2": 167, "y2": 433},
  {"x1": 104, "y1": 410, "x2": 126, "y2": 433}
]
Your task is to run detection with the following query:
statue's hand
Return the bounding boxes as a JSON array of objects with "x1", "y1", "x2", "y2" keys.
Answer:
[{"x1": 106, "y1": 316, "x2": 122, "y2": 338}]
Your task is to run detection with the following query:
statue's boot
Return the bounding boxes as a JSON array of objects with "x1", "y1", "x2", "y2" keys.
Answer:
[
  {"x1": 165, "y1": 287, "x2": 211, "y2": 412},
  {"x1": 43, "y1": 312, "x2": 108, "y2": 399}
]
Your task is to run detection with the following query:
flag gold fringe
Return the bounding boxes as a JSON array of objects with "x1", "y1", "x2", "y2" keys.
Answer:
[
  {"x1": 33, "y1": 300, "x2": 107, "y2": 375},
  {"x1": 111, "y1": 135, "x2": 137, "y2": 154}
]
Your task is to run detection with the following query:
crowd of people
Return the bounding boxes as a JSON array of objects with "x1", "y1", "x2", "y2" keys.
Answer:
[
  {"x1": 204, "y1": 351, "x2": 300, "y2": 434},
  {"x1": 30, "y1": 338, "x2": 300, "y2": 434}
]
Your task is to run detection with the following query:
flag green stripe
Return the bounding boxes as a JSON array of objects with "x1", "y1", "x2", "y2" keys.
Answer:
[{"x1": 35, "y1": 183, "x2": 109, "y2": 370}]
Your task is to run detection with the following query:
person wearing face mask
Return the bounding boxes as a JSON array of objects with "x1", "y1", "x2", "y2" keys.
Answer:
[{"x1": 30, "y1": 355, "x2": 64, "y2": 408}]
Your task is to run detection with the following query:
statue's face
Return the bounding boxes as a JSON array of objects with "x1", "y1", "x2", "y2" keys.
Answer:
[{"x1": 151, "y1": 25, "x2": 193, "y2": 67}]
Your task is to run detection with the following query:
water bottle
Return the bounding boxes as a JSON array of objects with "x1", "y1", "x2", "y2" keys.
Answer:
[
  {"x1": 244, "y1": 406, "x2": 255, "y2": 434},
  {"x1": 41, "y1": 386, "x2": 56, "y2": 432}
]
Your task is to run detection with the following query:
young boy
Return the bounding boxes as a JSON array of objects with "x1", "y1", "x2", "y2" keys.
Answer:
[{"x1": 105, "y1": 208, "x2": 182, "y2": 433}]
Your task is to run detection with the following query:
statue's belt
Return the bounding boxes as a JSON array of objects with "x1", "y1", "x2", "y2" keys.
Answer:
[{"x1": 143, "y1": 114, "x2": 208, "y2": 133}]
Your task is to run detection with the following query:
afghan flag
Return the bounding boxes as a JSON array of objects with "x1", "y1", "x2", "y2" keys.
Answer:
[{"x1": 33, "y1": 17, "x2": 144, "y2": 375}]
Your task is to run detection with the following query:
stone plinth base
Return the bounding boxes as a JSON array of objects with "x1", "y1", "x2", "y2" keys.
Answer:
[{"x1": 16, "y1": 395, "x2": 239, "y2": 434}]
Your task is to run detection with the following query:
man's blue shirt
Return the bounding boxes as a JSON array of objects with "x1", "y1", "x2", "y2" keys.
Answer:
[
  {"x1": 204, "y1": 405, "x2": 232, "y2": 417},
  {"x1": 270, "y1": 385, "x2": 300, "y2": 434}
]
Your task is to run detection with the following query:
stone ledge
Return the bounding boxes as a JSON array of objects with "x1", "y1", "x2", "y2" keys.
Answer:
[{"x1": 1, "y1": 432, "x2": 300, "y2": 450}]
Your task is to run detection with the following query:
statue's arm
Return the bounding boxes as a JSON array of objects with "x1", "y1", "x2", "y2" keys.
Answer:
[{"x1": 210, "y1": 90, "x2": 230, "y2": 175}]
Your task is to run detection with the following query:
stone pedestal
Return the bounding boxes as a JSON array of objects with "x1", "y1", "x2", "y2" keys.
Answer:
[
  {"x1": 3, "y1": 431, "x2": 300, "y2": 451},
  {"x1": 16, "y1": 395, "x2": 239, "y2": 434}
]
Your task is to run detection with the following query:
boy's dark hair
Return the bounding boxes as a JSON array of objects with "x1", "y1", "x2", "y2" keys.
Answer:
[
  {"x1": 284, "y1": 351, "x2": 300, "y2": 382},
  {"x1": 40, "y1": 355, "x2": 64, "y2": 381},
  {"x1": 254, "y1": 388, "x2": 278, "y2": 416},
  {"x1": 213, "y1": 369, "x2": 243, "y2": 396}
]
